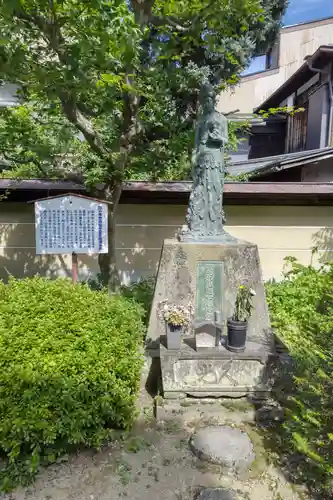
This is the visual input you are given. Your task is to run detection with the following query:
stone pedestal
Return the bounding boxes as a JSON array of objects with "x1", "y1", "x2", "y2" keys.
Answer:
[
  {"x1": 160, "y1": 340, "x2": 275, "y2": 399},
  {"x1": 148, "y1": 237, "x2": 271, "y2": 343},
  {"x1": 147, "y1": 236, "x2": 275, "y2": 399}
]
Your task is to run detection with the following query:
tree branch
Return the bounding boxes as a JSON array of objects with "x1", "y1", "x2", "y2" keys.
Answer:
[
  {"x1": 14, "y1": 7, "x2": 109, "y2": 160},
  {"x1": 76, "y1": 102, "x2": 100, "y2": 118},
  {"x1": 59, "y1": 91, "x2": 108, "y2": 157},
  {"x1": 3, "y1": 152, "x2": 49, "y2": 176},
  {"x1": 13, "y1": 7, "x2": 143, "y2": 173},
  {"x1": 150, "y1": 15, "x2": 193, "y2": 32},
  {"x1": 130, "y1": 0, "x2": 156, "y2": 26},
  {"x1": 120, "y1": 75, "x2": 142, "y2": 148}
]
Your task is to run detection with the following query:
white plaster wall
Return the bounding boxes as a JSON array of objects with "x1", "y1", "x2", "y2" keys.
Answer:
[{"x1": 0, "y1": 202, "x2": 332, "y2": 284}]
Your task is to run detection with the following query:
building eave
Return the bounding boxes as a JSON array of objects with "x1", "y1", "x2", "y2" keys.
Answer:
[
  {"x1": 228, "y1": 147, "x2": 333, "y2": 178},
  {"x1": 254, "y1": 45, "x2": 333, "y2": 112},
  {"x1": 26, "y1": 192, "x2": 112, "y2": 205},
  {"x1": 2, "y1": 178, "x2": 333, "y2": 206}
]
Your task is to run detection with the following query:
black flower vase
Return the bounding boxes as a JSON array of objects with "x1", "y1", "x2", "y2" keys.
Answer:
[{"x1": 227, "y1": 318, "x2": 247, "y2": 352}]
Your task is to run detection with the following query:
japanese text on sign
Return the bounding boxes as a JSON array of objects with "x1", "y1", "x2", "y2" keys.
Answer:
[{"x1": 35, "y1": 195, "x2": 108, "y2": 255}]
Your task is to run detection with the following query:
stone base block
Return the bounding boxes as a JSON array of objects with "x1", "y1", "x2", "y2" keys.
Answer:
[
  {"x1": 160, "y1": 342, "x2": 275, "y2": 399},
  {"x1": 153, "y1": 394, "x2": 283, "y2": 424},
  {"x1": 147, "y1": 237, "x2": 272, "y2": 346}
]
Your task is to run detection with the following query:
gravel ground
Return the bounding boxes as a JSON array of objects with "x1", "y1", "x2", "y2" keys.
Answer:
[{"x1": 2, "y1": 404, "x2": 310, "y2": 500}]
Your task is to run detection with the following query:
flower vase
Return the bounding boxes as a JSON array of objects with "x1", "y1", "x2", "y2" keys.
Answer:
[
  {"x1": 227, "y1": 318, "x2": 247, "y2": 352},
  {"x1": 165, "y1": 323, "x2": 183, "y2": 349}
]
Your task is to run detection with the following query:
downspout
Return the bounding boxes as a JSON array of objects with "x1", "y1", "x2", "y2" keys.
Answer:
[
  {"x1": 307, "y1": 59, "x2": 333, "y2": 147},
  {"x1": 327, "y1": 62, "x2": 333, "y2": 147}
]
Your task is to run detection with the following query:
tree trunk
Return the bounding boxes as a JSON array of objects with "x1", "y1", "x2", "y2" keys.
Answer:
[{"x1": 97, "y1": 182, "x2": 122, "y2": 294}]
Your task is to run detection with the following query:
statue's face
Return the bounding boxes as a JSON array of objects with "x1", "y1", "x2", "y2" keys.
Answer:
[{"x1": 204, "y1": 96, "x2": 215, "y2": 113}]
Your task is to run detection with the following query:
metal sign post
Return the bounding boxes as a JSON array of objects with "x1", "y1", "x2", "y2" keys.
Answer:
[
  {"x1": 72, "y1": 252, "x2": 79, "y2": 284},
  {"x1": 31, "y1": 193, "x2": 109, "y2": 283}
]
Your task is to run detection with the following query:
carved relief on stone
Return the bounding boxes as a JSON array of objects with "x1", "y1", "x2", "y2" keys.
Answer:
[{"x1": 174, "y1": 359, "x2": 264, "y2": 388}]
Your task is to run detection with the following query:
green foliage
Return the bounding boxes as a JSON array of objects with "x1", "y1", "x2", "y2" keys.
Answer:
[
  {"x1": 0, "y1": 0, "x2": 287, "y2": 289},
  {"x1": 120, "y1": 277, "x2": 155, "y2": 328},
  {"x1": 233, "y1": 284, "x2": 255, "y2": 322},
  {"x1": 256, "y1": 106, "x2": 305, "y2": 119},
  {"x1": 0, "y1": 103, "x2": 80, "y2": 179},
  {"x1": 0, "y1": 277, "x2": 144, "y2": 490},
  {"x1": 0, "y1": 0, "x2": 287, "y2": 183},
  {"x1": 266, "y1": 258, "x2": 333, "y2": 496},
  {"x1": 87, "y1": 273, "x2": 155, "y2": 328}
]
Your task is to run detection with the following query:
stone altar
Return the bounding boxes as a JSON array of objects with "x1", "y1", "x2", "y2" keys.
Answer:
[
  {"x1": 160, "y1": 341, "x2": 274, "y2": 399},
  {"x1": 148, "y1": 239, "x2": 275, "y2": 398},
  {"x1": 146, "y1": 83, "x2": 275, "y2": 399}
]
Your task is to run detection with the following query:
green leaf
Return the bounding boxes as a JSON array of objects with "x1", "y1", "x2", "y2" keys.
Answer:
[{"x1": 0, "y1": 277, "x2": 144, "y2": 490}]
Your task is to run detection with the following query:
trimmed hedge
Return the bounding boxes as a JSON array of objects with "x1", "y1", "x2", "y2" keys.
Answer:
[{"x1": 0, "y1": 277, "x2": 144, "y2": 489}]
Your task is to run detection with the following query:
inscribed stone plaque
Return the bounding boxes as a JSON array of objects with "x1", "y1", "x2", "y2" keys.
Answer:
[{"x1": 196, "y1": 261, "x2": 223, "y2": 322}]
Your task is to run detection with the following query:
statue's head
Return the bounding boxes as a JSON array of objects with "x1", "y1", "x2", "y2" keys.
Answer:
[{"x1": 200, "y1": 82, "x2": 216, "y2": 113}]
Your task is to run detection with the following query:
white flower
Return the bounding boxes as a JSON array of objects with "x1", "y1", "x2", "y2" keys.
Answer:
[
  {"x1": 158, "y1": 300, "x2": 193, "y2": 326},
  {"x1": 249, "y1": 288, "x2": 256, "y2": 296}
]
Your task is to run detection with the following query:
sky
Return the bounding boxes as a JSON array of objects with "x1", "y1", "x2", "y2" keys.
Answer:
[
  {"x1": 284, "y1": 0, "x2": 333, "y2": 26},
  {"x1": 244, "y1": 0, "x2": 333, "y2": 75}
]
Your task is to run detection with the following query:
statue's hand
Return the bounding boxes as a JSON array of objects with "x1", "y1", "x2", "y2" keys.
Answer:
[{"x1": 209, "y1": 127, "x2": 222, "y2": 141}]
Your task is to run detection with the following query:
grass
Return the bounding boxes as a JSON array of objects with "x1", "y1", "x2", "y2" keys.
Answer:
[
  {"x1": 114, "y1": 458, "x2": 133, "y2": 486},
  {"x1": 220, "y1": 398, "x2": 254, "y2": 413},
  {"x1": 123, "y1": 436, "x2": 151, "y2": 454}
]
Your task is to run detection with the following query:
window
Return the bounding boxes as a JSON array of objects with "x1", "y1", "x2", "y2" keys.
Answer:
[
  {"x1": 242, "y1": 43, "x2": 279, "y2": 77},
  {"x1": 242, "y1": 55, "x2": 267, "y2": 76}
]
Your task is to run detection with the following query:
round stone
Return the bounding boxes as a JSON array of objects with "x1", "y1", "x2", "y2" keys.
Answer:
[
  {"x1": 197, "y1": 488, "x2": 235, "y2": 500},
  {"x1": 189, "y1": 426, "x2": 255, "y2": 471}
]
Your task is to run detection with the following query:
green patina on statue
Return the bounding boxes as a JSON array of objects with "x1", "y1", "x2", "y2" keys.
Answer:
[{"x1": 179, "y1": 83, "x2": 230, "y2": 242}]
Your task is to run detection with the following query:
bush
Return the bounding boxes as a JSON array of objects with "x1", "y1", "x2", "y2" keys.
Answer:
[
  {"x1": 120, "y1": 276, "x2": 155, "y2": 327},
  {"x1": 86, "y1": 271, "x2": 108, "y2": 291},
  {"x1": 266, "y1": 257, "x2": 333, "y2": 496},
  {"x1": 87, "y1": 273, "x2": 155, "y2": 328},
  {"x1": 0, "y1": 277, "x2": 144, "y2": 490}
]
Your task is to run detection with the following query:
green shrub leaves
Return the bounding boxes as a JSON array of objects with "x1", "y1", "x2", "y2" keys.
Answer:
[
  {"x1": 0, "y1": 277, "x2": 144, "y2": 490},
  {"x1": 266, "y1": 259, "x2": 333, "y2": 495}
]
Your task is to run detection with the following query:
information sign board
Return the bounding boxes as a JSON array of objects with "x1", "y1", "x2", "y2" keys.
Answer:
[{"x1": 34, "y1": 194, "x2": 108, "y2": 255}]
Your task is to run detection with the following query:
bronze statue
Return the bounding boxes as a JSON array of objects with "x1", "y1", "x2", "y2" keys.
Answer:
[{"x1": 179, "y1": 83, "x2": 229, "y2": 241}]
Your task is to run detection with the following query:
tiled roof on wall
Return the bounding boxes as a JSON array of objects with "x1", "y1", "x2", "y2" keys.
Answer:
[{"x1": 228, "y1": 146, "x2": 333, "y2": 178}]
